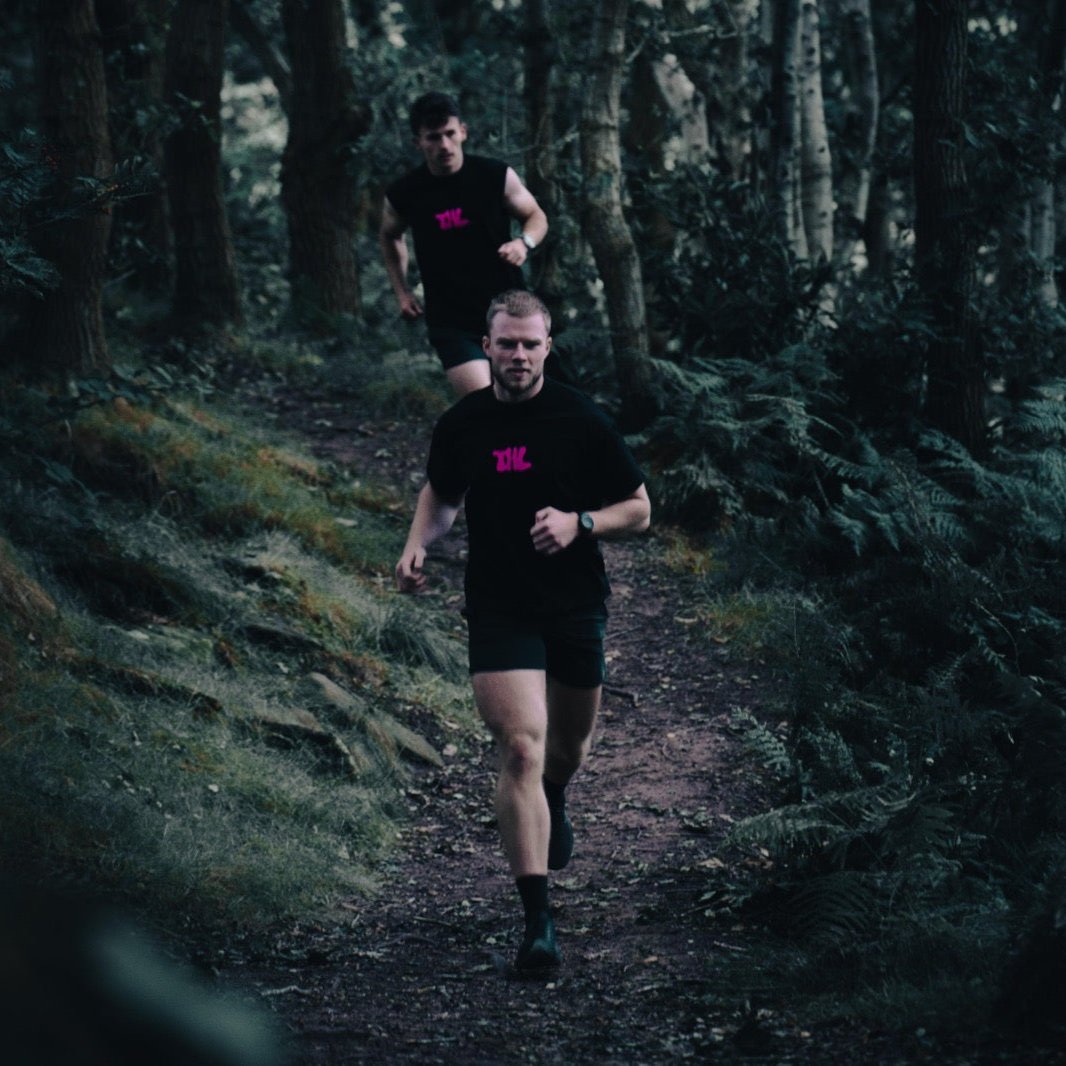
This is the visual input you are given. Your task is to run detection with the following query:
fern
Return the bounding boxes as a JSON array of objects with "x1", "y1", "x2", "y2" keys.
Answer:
[{"x1": 732, "y1": 708, "x2": 793, "y2": 783}]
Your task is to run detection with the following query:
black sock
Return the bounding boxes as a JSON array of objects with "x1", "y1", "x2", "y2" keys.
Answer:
[
  {"x1": 516, "y1": 875, "x2": 549, "y2": 925},
  {"x1": 543, "y1": 775, "x2": 567, "y2": 812}
]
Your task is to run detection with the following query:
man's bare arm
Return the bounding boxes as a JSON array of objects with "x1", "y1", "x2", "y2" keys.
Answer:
[
  {"x1": 530, "y1": 485, "x2": 651, "y2": 556},
  {"x1": 497, "y1": 168, "x2": 549, "y2": 267},
  {"x1": 396, "y1": 483, "x2": 463, "y2": 592},
  {"x1": 379, "y1": 197, "x2": 423, "y2": 319}
]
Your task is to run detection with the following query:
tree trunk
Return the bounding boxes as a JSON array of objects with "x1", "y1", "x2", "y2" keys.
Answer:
[
  {"x1": 96, "y1": 0, "x2": 173, "y2": 293},
  {"x1": 164, "y1": 0, "x2": 243, "y2": 329},
  {"x1": 914, "y1": 0, "x2": 982, "y2": 450},
  {"x1": 862, "y1": 169, "x2": 893, "y2": 278},
  {"x1": 746, "y1": 0, "x2": 775, "y2": 198},
  {"x1": 24, "y1": 0, "x2": 114, "y2": 376},
  {"x1": 798, "y1": 0, "x2": 832, "y2": 262},
  {"x1": 663, "y1": 0, "x2": 751, "y2": 179},
  {"x1": 631, "y1": 51, "x2": 711, "y2": 171},
  {"x1": 280, "y1": 0, "x2": 367, "y2": 327},
  {"x1": 522, "y1": 0, "x2": 566, "y2": 326},
  {"x1": 230, "y1": 0, "x2": 293, "y2": 113},
  {"x1": 770, "y1": 0, "x2": 807, "y2": 259},
  {"x1": 1031, "y1": 0, "x2": 1066, "y2": 307},
  {"x1": 1031, "y1": 177, "x2": 1058, "y2": 307},
  {"x1": 580, "y1": 0, "x2": 657, "y2": 430},
  {"x1": 839, "y1": 0, "x2": 879, "y2": 268}
]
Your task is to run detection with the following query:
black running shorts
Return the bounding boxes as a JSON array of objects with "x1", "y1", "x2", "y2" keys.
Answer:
[
  {"x1": 427, "y1": 326, "x2": 488, "y2": 370},
  {"x1": 466, "y1": 604, "x2": 608, "y2": 688}
]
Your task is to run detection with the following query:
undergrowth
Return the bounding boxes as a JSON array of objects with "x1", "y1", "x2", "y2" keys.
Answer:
[
  {"x1": 0, "y1": 342, "x2": 469, "y2": 939},
  {"x1": 643, "y1": 167, "x2": 1066, "y2": 1048}
]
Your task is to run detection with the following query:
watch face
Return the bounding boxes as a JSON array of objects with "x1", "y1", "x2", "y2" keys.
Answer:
[{"x1": 580, "y1": 512, "x2": 595, "y2": 535}]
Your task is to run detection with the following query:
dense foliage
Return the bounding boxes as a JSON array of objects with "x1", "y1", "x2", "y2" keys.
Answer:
[
  {"x1": 2, "y1": 0, "x2": 1065, "y2": 1050},
  {"x1": 637, "y1": 80, "x2": 1066, "y2": 1045}
]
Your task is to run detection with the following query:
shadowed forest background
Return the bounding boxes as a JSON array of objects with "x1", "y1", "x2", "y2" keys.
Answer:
[{"x1": 2, "y1": 0, "x2": 1066, "y2": 1060}]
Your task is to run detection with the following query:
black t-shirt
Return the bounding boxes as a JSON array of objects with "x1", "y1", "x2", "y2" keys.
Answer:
[
  {"x1": 386, "y1": 155, "x2": 524, "y2": 333},
  {"x1": 427, "y1": 380, "x2": 646, "y2": 615}
]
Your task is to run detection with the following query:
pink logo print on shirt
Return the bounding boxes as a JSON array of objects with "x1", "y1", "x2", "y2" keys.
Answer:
[
  {"x1": 435, "y1": 207, "x2": 470, "y2": 231},
  {"x1": 493, "y1": 446, "x2": 533, "y2": 473}
]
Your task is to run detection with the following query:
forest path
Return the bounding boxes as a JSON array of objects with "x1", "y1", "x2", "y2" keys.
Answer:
[{"x1": 226, "y1": 392, "x2": 869, "y2": 1064}]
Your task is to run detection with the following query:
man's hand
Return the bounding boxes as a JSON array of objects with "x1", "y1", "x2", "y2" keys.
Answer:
[
  {"x1": 397, "y1": 292, "x2": 424, "y2": 320},
  {"x1": 395, "y1": 546, "x2": 428, "y2": 592},
  {"x1": 530, "y1": 508, "x2": 579, "y2": 556},
  {"x1": 497, "y1": 238, "x2": 529, "y2": 267}
]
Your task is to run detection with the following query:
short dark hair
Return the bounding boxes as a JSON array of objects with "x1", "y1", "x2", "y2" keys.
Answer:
[
  {"x1": 486, "y1": 290, "x2": 552, "y2": 335},
  {"x1": 409, "y1": 92, "x2": 461, "y2": 135}
]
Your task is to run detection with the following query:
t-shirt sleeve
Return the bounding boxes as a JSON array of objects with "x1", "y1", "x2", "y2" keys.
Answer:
[
  {"x1": 426, "y1": 412, "x2": 468, "y2": 503},
  {"x1": 385, "y1": 173, "x2": 412, "y2": 218},
  {"x1": 589, "y1": 410, "x2": 645, "y2": 505}
]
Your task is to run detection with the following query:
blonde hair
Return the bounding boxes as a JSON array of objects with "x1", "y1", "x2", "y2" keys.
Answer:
[{"x1": 485, "y1": 289, "x2": 552, "y2": 335}]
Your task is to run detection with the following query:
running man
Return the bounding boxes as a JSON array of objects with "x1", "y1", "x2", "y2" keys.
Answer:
[
  {"x1": 379, "y1": 92, "x2": 549, "y2": 397},
  {"x1": 395, "y1": 290, "x2": 651, "y2": 974}
]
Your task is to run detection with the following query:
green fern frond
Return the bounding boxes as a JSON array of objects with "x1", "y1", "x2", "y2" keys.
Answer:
[
  {"x1": 787, "y1": 870, "x2": 880, "y2": 943},
  {"x1": 733, "y1": 708, "x2": 793, "y2": 781}
]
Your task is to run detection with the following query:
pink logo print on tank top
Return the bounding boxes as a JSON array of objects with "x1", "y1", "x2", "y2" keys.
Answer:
[
  {"x1": 493, "y1": 446, "x2": 533, "y2": 473},
  {"x1": 435, "y1": 207, "x2": 470, "y2": 230}
]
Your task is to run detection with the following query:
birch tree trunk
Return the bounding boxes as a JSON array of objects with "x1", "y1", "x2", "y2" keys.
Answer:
[
  {"x1": 1031, "y1": 0, "x2": 1066, "y2": 307},
  {"x1": 164, "y1": 0, "x2": 243, "y2": 329},
  {"x1": 280, "y1": 0, "x2": 367, "y2": 326},
  {"x1": 1031, "y1": 178, "x2": 1058, "y2": 307},
  {"x1": 663, "y1": 0, "x2": 752, "y2": 179},
  {"x1": 998, "y1": 1, "x2": 1063, "y2": 306},
  {"x1": 631, "y1": 51, "x2": 711, "y2": 170},
  {"x1": 914, "y1": 0, "x2": 983, "y2": 451},
  {"x1": 770, "y1": 0, "x2": 807, "y2": 258},
  {"x1": 799, "y1": 0, "x2": 832, "y2": 262},
  {"x1": 580, "y1": 0, "x2": 657, "y2": 429},
  {"x1": 24, "y1": 0, "x2": 114, "y2": 375},
  {"x1": 839, "y1": 0, "x2": 879, "y2": 268}
]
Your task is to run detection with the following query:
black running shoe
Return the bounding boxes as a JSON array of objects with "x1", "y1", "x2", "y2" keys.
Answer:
[
  {"x1": 547, "y1": 805, "x2": 574, "y2": 871},
  {"x1": 515, "y1": 910, "x2": 560, "y2": 974}
]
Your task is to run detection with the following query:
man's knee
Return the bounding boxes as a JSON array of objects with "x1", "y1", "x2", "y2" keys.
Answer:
[
  {"x1": 544, "y1": 737, "x2": 587, "y2": 777},
  {"x1": 499, "y1": 729, "x2": 545, "y2": 780}
]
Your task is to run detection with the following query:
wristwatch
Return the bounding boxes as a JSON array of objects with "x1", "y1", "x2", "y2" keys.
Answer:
[
  {"x1": 578, "y1": 511, "x2": 595, "y2": 538},
  {"x1": 521, "y1": 232, "x2": 537, "y2": 252}
]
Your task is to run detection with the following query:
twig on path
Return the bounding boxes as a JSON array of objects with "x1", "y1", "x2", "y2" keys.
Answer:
[
  {"x1": 604, "y1": 683, "x2": 640, "y2": 704},
  {"x1": 412, "y1": 914, "x2": 465, "y2": 932}
]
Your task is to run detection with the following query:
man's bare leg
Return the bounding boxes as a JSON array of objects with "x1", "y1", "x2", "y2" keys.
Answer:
[
  {"x1": 472, "y1": 669, "x2": 560, "y2": 972},
  {"x1": 446, "y1": 358, "x2": 491, "y2": 397},
  {"x1": 472, "y1": 669, "x2": 550, "y2": 875},
  {"x1": 543, "y1": 680, "x2": 601, "y2": 870},
  {"x1": 545, "y1": 679, "x2": 601, "y2": 785}
]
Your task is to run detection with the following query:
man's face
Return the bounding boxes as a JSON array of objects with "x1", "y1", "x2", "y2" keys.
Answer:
[
  {"x1": 414, "y1": 118, "x2": 468, "y2": 176},
  {"x1": 483, "y1": 312, "x2": 552, "y2": 402}
]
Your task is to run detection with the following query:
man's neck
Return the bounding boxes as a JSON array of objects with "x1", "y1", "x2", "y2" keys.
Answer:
[
  {"x1": 428, "y1": 155, "x2": 466, "y2": 178},
  {"x1": 492, "y1": 377, "x2": 546, "y2": 404}
]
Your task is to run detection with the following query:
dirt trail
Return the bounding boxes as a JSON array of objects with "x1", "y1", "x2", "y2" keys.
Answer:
[{"x1": 222, "y1": 401, "x2": 866, "y2": 1064}]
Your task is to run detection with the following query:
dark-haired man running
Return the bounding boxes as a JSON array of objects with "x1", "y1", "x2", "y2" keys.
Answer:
[
  {"x1": 380, "y1": 92, "x2": 548, "y2": 397},
  {"x1": 396, "y1": 290, "x2": 650, "y2": 973}
]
